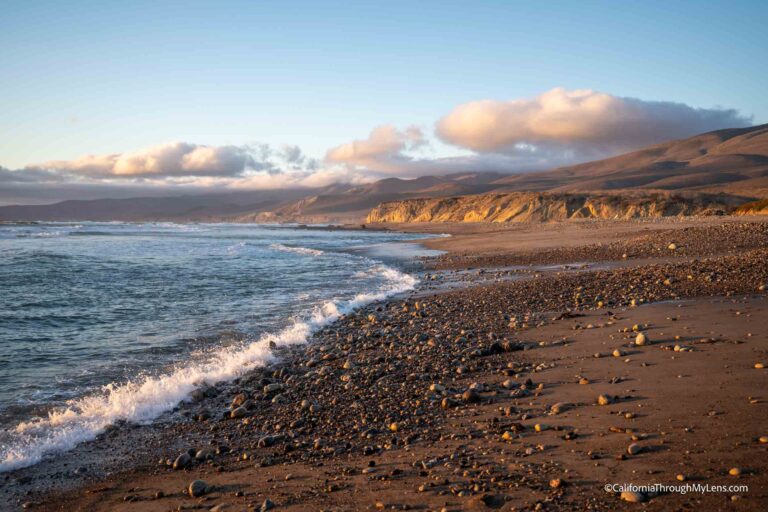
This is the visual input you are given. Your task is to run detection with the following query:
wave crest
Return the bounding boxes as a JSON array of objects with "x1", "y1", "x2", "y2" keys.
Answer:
[{"x1": 0, "y1": 263, "x2": 416, "y2": 472}]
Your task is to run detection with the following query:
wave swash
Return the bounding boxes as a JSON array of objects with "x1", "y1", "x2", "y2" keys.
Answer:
[{"x1": 0, "y1": 260, "x2": 416, "y2": 472}]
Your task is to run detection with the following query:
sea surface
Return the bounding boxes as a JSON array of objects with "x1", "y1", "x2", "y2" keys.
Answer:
[{"x1": 0, "y1": 222, "x2": 433, "y2": 472}]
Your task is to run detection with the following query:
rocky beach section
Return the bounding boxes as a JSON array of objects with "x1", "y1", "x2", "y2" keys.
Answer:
[{"x1": 5, "y1": 217, "x2": 768, "y2": 511}]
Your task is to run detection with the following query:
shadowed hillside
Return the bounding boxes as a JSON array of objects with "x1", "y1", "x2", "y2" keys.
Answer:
[{"x1": 491, "y1": 124, "x2": 768, "y2": 195}]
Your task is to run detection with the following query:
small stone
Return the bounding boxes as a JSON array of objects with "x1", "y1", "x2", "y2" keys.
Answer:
[
  {"x1": 263, "y1": 383, "x2": 283, "y2": 394},
  {"x1": 534, "y1": 423, "x2": 548, "y2": 432},
  {"x1": 550, "y1": 402, "x2": 568, "y2": 415},
  {"x1": 189, "y1": 480, "x2": 208, "y2": 497},
  {"x1": 668, "y1": 243, "x2": 677, "y2": 251},
  {"x1": 441, "y1": 397, "x2": 459, "y2": 409},
  {"x1": 627, "y1": 443, "x2": 642, "y2": 455},
  {"x1": 612, "y1": 349, "x2": 623, "y2": 357},
  {"x1": 260, "y1": 498, "x2": 275, "y2": 511},
  {"x1": 462, "y1": 389, "x2": 480, "y2": 403},
  {"x1": 635, "y1": 333, "x2": 648, "y2": 346},
  {"x1": 621, "y1": 490, "x2": 646, "y2": 503},
  {"x1": 676, "y1": 474, "x2": 686, "y2": 481},
  {"x1": 388, "y1": 422, "x2": 399, "y2": 432},
  {"x1": 579, "y1": 378, "x2": 590, "y2": 385},
  {"x1": 231, "y1": 406, "x2": 248, "y2": 419},
  {"x1": 729, "y1": 467, "x2": 742, "y2": 476},
  {"x1": 549, "y1": 478, "x2": 563, "y2": 489},
  {"x1": 755, "y1": 363, "x2": 765, "y2": 369},
  {"x1": 173, "y1": 453, "x2": 192, "y2": 470},
  {"x1": 759, "y1": 436, "x2": 768, "y2": 444},
  {"x1": 597, "y1": 394, "x2": 612, "y2": 406}
]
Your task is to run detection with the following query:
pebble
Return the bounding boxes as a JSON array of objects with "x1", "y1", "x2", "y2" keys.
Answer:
[
  {"x1": 627, "y1": 443, "x2": 642, "y2": 455},
  {"x1": 231, "y1": 406, "x2": 248, "y2": 419},
  {"x1": 550, "y1": 402, "x2": 568, "y2": 414},
  {"x1": 462, "y1": 389, "x2": 480, "y2": 403},
  {"x1": 189, "y1": 480, "x2": 208, "y2": 497},
  {"x1": 728, "y1": 467, "x2": 742, "y2": 476},
  {"x1": 635, "y1": 332, "x2": 648, "y2": 346},
  {"x1": 621, "y1": 490, "x2": 646, "y2": 503},
  {"x1": 260, "y1": 498, "x2": 275, "y2": 511},
  {"x1": 597, "y1": 394, "x2": 612, "y2": 406},
  {"x1": 173, "y1": 453, "x2": 192, "y2": 470}
]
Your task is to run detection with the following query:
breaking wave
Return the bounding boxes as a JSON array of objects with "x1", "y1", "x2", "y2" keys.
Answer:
[
  {"x1": 0, "y1": 264, "x2": 416, "y2": 472},
  {"x1": 269, "y1": 243, "x2": 325, "y2": 257}
]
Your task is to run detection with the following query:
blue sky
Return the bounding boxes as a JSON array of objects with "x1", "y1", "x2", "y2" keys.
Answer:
[{"x1": 1, "y1": 0, "x2": 766, "y2": 202}]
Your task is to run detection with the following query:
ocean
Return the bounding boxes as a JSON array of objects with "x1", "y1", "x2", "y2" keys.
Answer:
[{"x1": 0, "y1": 222, "x2": 434, "y2": 472}]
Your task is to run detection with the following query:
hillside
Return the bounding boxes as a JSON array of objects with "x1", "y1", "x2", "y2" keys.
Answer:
[
  {"x1": 365, "y1": 192, "x2": 742, "y2": 224},
  {"x1": 491, "y1": 124, "x2": 768, "y2": 195}
]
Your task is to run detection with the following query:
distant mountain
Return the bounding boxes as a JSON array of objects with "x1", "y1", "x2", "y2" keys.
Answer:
[
  {"x1": 235, "y1": 173, "x2": 507, "y2": 223},
  {"x1": 0, "y1": 173, "x2": 505, "y2": 223},
  {"x1": 0, "y1": 189, "x2": 312, "y2": 222},
  {"x1": 491, "y1": 124, "x2": 768, "y2": 195},
  {"x1": 2, "y1": 125, "x2": 766, "y2": 223}
]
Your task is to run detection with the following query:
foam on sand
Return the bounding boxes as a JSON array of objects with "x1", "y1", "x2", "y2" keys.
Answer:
[{"x1": 0, "y1": 263, "x2": 416, "y2": 472}]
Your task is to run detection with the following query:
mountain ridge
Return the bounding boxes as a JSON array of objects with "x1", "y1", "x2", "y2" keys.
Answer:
[{"x1": 1, "y1": 125, "x2": 766, "y2": 222}]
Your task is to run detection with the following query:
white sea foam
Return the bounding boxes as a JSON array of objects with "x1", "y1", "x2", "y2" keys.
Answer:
[
  {"x1": 0, "y1": 263, "x2": 416, "y2": 472},
  {"x1": 269, "y1": 243, "x2": 325, "y2": 257}
]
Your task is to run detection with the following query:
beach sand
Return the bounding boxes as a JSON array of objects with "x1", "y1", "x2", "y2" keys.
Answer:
[{"x1": 7, "y1": 216, "x2": 768, "y2": 511}]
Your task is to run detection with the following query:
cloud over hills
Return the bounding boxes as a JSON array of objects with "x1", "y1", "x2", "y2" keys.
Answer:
[
  {"x1": 0, "y1": 88, "x2": 755, "y2": 204},
  {"x1": 436, "y1": 88, "x2": 752, "y2": 160}
]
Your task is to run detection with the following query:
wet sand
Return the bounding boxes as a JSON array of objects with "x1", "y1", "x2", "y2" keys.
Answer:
[{"x1": 6, "y1": 216, "x2": 768, "y2": 511}]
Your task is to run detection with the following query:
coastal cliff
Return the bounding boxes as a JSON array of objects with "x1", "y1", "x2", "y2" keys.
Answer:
[
  {"x1": 365, "y1": 192, "x2": 740, "y2": 223},
  {"x1": 735, "y1": 198, "x2": 768, "y2": 215}
]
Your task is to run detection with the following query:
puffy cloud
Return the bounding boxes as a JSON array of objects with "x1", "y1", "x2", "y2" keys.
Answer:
[
  {"x1": 325, "y1": 125, "x2": 426, "y2": 172},
  {"x1": 34, "y1": 142, "x2": 259, "y2": 178},
  {"x1": 0, "y1": 142, "x2": 376, "y2": 204},
  {"x1": 436, "y1": 88, "x2": 751, "y2": 157}
]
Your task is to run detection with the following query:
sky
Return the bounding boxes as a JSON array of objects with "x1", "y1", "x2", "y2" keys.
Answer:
[{"x1": 1, "y1": 0, "x2": 766, "y2": 204}]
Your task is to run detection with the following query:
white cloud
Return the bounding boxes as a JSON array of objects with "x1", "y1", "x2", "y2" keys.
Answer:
[
  {"x1": 325, "y1": 125, "x2": 426, "y2": 172},
  {"x1": 436, "y1": 87, "x2": 751, "y2": 157},
  {"x1": 34, "y1": 142, "x2": 259, "y2": 178}
]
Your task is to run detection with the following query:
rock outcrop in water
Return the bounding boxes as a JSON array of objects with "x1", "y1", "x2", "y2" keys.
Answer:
[{"x1": 365, "y1": 192, "x2": 740, "y2": 223}]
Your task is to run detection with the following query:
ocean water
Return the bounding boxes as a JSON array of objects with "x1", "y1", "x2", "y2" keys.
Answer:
[{"x1": 0, "y1": 222, "x2": 430, "y2": 472}]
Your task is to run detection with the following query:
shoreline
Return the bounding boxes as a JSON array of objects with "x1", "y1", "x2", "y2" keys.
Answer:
[{"x1": 4, "y1": 216, "x2": 768, "y2": 511}]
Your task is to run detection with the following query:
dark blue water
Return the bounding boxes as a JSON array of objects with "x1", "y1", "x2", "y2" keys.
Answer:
[{"x1": 0, "y1": 222, "x2": 429, "y2": 471}]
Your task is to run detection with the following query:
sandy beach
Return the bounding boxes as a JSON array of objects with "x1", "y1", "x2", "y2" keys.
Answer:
[{"x1": 6, "y1": 216, "x2": 768, "y2": 511}]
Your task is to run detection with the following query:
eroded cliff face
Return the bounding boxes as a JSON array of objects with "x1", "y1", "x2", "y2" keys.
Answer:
[
  {"x1": 735, "y1": 198, "x2": 768, "y2": 216},
  {"x1": 365, "y1": 192, "x2": 738, "y2": 223}
]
